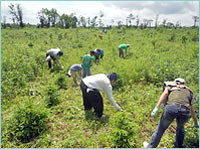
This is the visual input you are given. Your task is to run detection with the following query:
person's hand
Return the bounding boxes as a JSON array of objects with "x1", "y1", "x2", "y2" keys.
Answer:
[
  {"x1": 151, "y1": 106, "x2": 160, "y2": 117},
  {"x1": 61, "y1": 66, "x2": 64, "y2": 69}
]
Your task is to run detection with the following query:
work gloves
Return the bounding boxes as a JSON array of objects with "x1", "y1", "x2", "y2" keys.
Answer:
[{"x1": 151, "y1": 106, "x2": 160, "y2": 117}]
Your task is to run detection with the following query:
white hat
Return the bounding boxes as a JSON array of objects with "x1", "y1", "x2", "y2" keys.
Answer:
[{"x1": 175, "y1": 78, "x2": 186, "y2": 84}]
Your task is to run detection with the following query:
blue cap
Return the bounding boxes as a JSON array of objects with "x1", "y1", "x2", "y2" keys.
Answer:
[{"x1": 107, "y1": 72, "x2": 118, "y2": 81}]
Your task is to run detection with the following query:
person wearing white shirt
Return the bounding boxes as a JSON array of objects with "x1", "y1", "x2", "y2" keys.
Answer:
[
  {"x1": 46, "y1": 48, "x2": 64, "y2": 69},
  {"x1": 67, "y1": 64, "x2": 83, "y2": 86},
  {"x1": 80, "y1": 73, "x2": 123, "y2": 118}
]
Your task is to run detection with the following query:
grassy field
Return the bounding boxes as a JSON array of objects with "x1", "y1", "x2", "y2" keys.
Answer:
[{"x1": 1, "y1": 26, "x2": 199, "y2": 148}]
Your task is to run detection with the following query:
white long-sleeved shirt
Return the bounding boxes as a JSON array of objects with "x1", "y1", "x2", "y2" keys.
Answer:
[
  {"x1": 82, "y1": 74, "x2": 122, "y2": 111},
  {"x1": 46, "y1": 48, "x2": 61, "y2": 59}
]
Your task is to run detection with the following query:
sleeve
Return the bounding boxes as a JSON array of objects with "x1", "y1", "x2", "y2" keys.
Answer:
[{"x1": 104, "y1": 84, "x2": 122, "y2": 111}]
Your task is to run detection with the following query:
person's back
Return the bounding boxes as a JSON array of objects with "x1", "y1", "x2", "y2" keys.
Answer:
[
  {"x1": 82, "y1": 55, "x2": 94, "y2": 68},
  {"x1": 47, "y1": 48, "x2": 61, "y2": 60},
  {"x1": 118, "y1": 44, "x2": 127, "y2": 50},
  {"x1": 167, "y1": 88, "x2": 193, "y2": 108}
]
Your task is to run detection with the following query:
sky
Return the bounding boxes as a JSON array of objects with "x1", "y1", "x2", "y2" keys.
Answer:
[{"x1": 1, "y1": 1, "x2": 199, "y2": 27}]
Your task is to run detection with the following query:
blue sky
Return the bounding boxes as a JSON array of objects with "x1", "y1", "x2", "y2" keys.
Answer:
[{"x1": 1, "y1": 1, "x2": 199, "y2": 26}]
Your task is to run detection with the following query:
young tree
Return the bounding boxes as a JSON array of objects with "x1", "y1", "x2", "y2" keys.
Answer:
[
  {"x1": 162, "y1": 19, "x2": 167, "y2": 27},
  {"x1": 2, "y1": 16, "x2": 7, "y2": 29},
  {"x1": 192, "y1": 16, "x2": 199, "y2": 27},
  {"x1": 91, "y1": 16, "x2": 98, "y2": 27},
  {"x1": 127, "y1": 13, "x2": 135, "y2": 26},
  {"x1": 8, "y1": 3, "x2": 24, "y2": 28},
  {"x1": 70, "y1": 13, "x2": 78, "y2": 28},
  {"x1": 80, "y1": 16, "x2": 87, "y2": 27},
  {"x1": 155, "y1": 14, "x2": 159, "y2": 28},
  {"x1": 135, "y1": 16, "x2": 140, "y2": 28},
  {"x1": 98, "y1": 10, "x2": 104, "y2": 28},
  {"x1": 49, "y1": 8, "x2": 59, "y2": 27}
]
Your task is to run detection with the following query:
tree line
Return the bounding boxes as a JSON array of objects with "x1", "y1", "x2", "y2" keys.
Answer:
[{"x1": 1, "y1": 3, "x2": 199, "y2": 29}]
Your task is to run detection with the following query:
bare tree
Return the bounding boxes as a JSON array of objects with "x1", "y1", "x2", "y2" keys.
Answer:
[
  {"x1": 192, "y1": 16, "x2": 199, "y2": 27},
  {"x1": 135, "y1": 16, "x2": 140, "y2": 28},
  {"x1": 127, "y1": 13, "x2": 135, "y2": 26},
  {"x1": 2, "y1": 16, "x2": 7, "y2": 29},
  {"x1": 155, "y1": 14, "x2": 159, "y2": 28},
  {"x1": 8, "y1": 3, "x2": 24, "y2": 27},
  {"x1": 162, "y1": 19, "x2": 167, "y2": 27}
]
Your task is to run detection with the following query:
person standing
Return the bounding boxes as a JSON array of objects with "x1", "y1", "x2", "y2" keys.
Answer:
[
  {"x1": 82, "y1": 50, "x2": 95, "y2": 78},
  {"x1": 46, "y1": 48, "x2": 64, "y2": 69},
  {"x1": 118, "y1": 44, "x2": 130, "y2": 58},
  {"x1": 143, "y1": 78, "x2": 198, "y2": 148},
  {"x1": 80, "y1": 73, "x2": 123, "y2": 118}
]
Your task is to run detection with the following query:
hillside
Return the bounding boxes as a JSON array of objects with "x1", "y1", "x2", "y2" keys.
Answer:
[{"x1": 1, "y1": 26, "x2": 199, "y2": 148}]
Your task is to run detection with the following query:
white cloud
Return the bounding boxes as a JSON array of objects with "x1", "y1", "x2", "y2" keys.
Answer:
[{"x1": 1, "y1": 1, "x2": 199, "y2": 26}]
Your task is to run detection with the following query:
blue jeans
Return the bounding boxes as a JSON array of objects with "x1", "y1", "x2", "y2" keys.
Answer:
[
  {"x1": 82, "y1": 68, "x2": 91, "y2": 78},
  {"x1": 147, "y1": 104, "x2": 190, "y2": 148}
]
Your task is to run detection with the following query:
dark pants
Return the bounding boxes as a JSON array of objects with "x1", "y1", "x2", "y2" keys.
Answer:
[
  {"x1": 119, "y1": 48, "x2": 124, "y2": 58},
  {"x1": 80, "y1": 81, "x2": 104, "y2": 117},
  {"x1": 147, "y1": 104, "x2": 190, "y2": 148},
  {"x1": 46, "y1": 54, "x2": 55, "y2": 69}
]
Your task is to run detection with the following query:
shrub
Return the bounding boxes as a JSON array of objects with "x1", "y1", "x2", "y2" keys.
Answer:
[
  {"x1": 7, "y1": 101, "x2": 48, "y2": 143},
  {"x1": 55, "y1": 75, "x2": 67, "y2": 89},
  {"x1": 110, "y1": 112, "x2": 139, "y2": 148},
  {"x1": 45, "y1": 86, "x2": 60, "y2": 107}
]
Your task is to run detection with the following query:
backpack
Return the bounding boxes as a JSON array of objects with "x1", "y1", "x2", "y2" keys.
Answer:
[{"x1": 162, "y1": 81, "x2": 195, "y2": 107}]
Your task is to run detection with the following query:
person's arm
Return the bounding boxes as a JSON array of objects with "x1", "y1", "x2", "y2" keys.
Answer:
[
  {"x1": 105, "y1": 84, "x2": 122, "y2": 111},
  {"x1": 125, "y1": 50, "x2": 127, "y2": 57},
  {"x1": 190, "y1": 106, "x2": 198, "y2": 127},
  {"x1": 156, "y1": 88, "x2": 169, "y2": 106},
  {"x1": 56, "y1": 59, "x2": 64, "y2": 69},
  {"x1": 151, "y1": 88, "x2": 169, "y2": 117}
]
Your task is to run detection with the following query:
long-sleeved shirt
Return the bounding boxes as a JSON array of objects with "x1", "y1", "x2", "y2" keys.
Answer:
[
  {"x1": 46, "y1": 48, "x2": 61, "y2": 60},
  {"x1": 82, "y1": 74, "x2": 122, "y2": 111}
]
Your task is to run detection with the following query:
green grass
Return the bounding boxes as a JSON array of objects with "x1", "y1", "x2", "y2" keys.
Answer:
[{"x1": 1, "y1": 26, "x2": 199, "y2": 148}]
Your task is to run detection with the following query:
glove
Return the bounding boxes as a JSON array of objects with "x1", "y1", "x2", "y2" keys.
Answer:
[
  {"x1": 151, "y1": 106, "x2": 160, "y2": 117},
  {"x1": 193, "y1": 123, "x2": 199, "y2": 128}
]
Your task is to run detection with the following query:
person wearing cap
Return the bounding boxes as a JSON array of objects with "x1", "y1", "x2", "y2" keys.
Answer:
[
  {"x1": 67, "y1": 64, "x2": 83, "y2": 86},
  {"x1": 46, "y1": 48, "x2": 64, "y2": 69},
  {"x1": 82, "y1": 50, "x2": 95, "y2": 78},
  {"x1": 94, "y1": 48, "x2": 104, "y2": 64},
  {"x1": 80, "y1": 73, "x2": 123, "y2": 118},
  {"x1": 118, "y1": 44, "x2": 130, "y2": 58},
  {"x1": 143, "y1": 78, "x2": 198, "y2": 148}
]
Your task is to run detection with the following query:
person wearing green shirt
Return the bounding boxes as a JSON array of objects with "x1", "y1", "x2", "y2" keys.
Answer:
[
  {"x1": 82, "y1": 50, "x2": 95, "y2": 78},
  {"x1": 118, "y1": 44, "x2": 130, "y2": 58}
]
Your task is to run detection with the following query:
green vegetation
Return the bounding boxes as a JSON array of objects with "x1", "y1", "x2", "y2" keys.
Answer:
[{"x1": 1, "y1": 27, "x2": 199, "y2": 148}]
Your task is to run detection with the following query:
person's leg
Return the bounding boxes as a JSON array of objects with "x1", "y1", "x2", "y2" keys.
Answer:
[
  {"x1": 147, "y1": 105, "x2": 176, "y2": 148},
  {"x1": 78, "y1": 70, "x2": 82, "y2": 79},
  {"x1": 82, "y1": 68, "x2": 86, "y2": 78},
  {"x1": 175, "y1": 107, "x2": 190, "y2": 148},
  {"x1": 91, "y1": 91, "x2": 104, "y2": 117},
  {"x1": 80, "y1": 81, "x2": 92, "y2": 111},
  {"x1": 48, "y1": 60, "x2": 52, "y2": 69},
  {"x1": 86, "y1": 68, "x2": 91, "y2": 76},
  {"x1": 71, "y1": 71, "x2": 77, "y2": 85},
  {"x1": 119, "y1": 48, "x2": 122, "y2": 57}
]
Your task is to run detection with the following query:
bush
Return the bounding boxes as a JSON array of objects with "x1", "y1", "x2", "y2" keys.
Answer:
[
  {"x1": 55, "y1": 75, "x2": 67, "y2": 89},
  {"x1": 110, "y1": 112, "x2": 139, "y2": 148},
  {"x1": 45, "y1": 86, "x2": 60, "y2": 107},
  {"x1": 7, "y1": 101, "x2": 48, "y2": 143}
]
